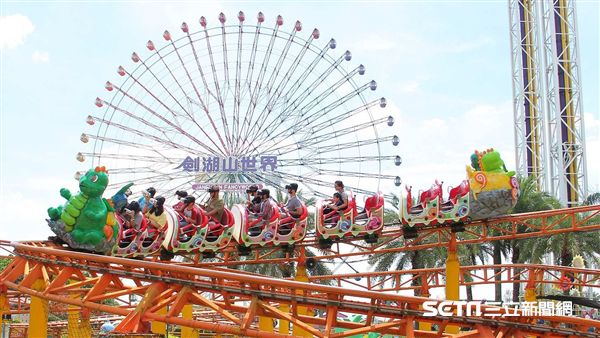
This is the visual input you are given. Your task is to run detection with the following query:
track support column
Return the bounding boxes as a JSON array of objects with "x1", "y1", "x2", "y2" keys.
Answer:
[
  {"x1": 418, "y1": 275, "x2": 432, "y2": 332},
  {"x1": 524, "y1": 268, "x2": 537, "y2": 302},
  {"x1": 151, "y1": 305, "x2": 167, "y2": 335},
  {"x1": 28, "y1": 279, "x2": 48, "y2": 338},
  {"x1": 292, "y1": 264, "x2": 312, "y2": 337},
  {"x1": 68, "y1": 281, "x2": 91, "y2": 338},
  {"x1": 0, "y1": 286, "x2": 9, "y2": 338},
  {"x1": 67, "y1": 307, "x2": 91, "y2": 337},
  {"x1": 445, "y1": 233, "x2": 460, "y2": 334},
  {"x1": 258, "y1": 314, "x2": 273, "y2": 333},
  {"x1": 180, "y1": 304, "x2": 199, "y2": 338}
]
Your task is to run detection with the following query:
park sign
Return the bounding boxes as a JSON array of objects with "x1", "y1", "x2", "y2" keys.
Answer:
[
  {"x1": 192, "y1": 183, "x2": 264, "y2": 192},
  {"x1": 176, "y1": 155, "x2": 278, "y2": 173}
]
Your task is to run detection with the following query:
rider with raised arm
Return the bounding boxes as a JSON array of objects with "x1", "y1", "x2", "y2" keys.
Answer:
[{"x1": 138, "y1": 187, "x2": 157, "y2": 214}]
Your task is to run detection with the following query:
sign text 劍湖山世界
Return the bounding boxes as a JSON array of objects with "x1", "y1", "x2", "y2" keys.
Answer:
[{"x1": 176, "y1": 156, "x2": 278, "y2": 173}]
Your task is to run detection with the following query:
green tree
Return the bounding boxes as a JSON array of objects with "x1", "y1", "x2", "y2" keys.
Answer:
[
  {"x1": 510, "y1": 178, "x2": 600, "y2": 300},
  {"x1": 508, "y1": 176, "x2": 560, "y2": 301},
  {"x1": 583, "y1": 192, "x2": 600, "y2": 206},
  {"x1": 0, "y1": 257, "x2": 13, "y2": 271}
]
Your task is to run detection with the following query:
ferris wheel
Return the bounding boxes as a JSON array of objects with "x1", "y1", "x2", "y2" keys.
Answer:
[{"x1": 78, "y1": 11, "x2": 401, "y2": 199}]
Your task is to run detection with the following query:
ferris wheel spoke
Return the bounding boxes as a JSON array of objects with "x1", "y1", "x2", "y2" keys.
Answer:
[
  {"x1": 239, "y1": 52, "x2": 353, "y2": 154},
  {"x1": 86, "y1": 134, "x2": 157, "y2": 152},
  {"x1": 202, "y1": 22, "x2": 233, "y2": 152},
  {"x1": 295, "y1": 98, "x2": 385, "y2": 138},
  {"x1": 277, "y1": 155, "x2": 396, "y2": 167},
  {"x1": 237, "y1": 18, "x2": 281, "y2": 150},
  {"x1": 287, "y1": 72, "x2": 372, "y2": 131},
  {"x1": 236, "y1": 29, "x2": 329, "y2": 153},
  {"x1": 272, "y1": 136, "x2": 394, "y2": 159},
  {"x1": 298, "y1": 164, "x2": 396, "y2": 180},
  {"x1": 219, "y1": 14, "x2": 231, "y2": 88},
  {"x1": 151, "y1": 44, "x2": 230, "y2": 156},
  {"x1": 181, "y1": 25, "x2": 230, "y2": 152},
  {"x1": 111, "y1": 70, "x2": 224, "y2": 156},
  {"x1": 302, "y1": 116, "x2": 389, "y2": 147},
  {"x1": 232, "y1": 15, "x2": 244, "y2": 149},
  {"x1": 239, "y1": 22, "x2": 299, "y2": 149},
  {"x1": 278, "y1": 49, "x2": 348, "y2": 116},
  {"x1": 97, "y1": 97, "x2": 183, "y2": 141},
  {"x1": 256, "y1": 108, "x2": 387, "y2": 155},
  {"x1": 268, "y1": 38, "x2": 337, "y2": 118},
  {"x1": 236, "y1": 19, "x2": 262, "y2": 140},
  {"x1": 89, "y1": 115, "x2": 202, "y2": 155},
  {"x1": 165, "y1": 33, "x2": 230, "y2": 153},
  {"x1": 81, "y1": 152, "x2": 179, "y2": 165},
  {"x1": 235, "y1": 24, "x2": 316, "y2": 154}
]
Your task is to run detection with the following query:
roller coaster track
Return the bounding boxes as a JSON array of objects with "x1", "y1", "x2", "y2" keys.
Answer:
[
  {"x1": 1, "y1": 205, "x2": 599, "y2": 337},
  {"x1": 308, "y1": 263, "x2": 600, "y2": 293},
  {"x1": 181, "y1": 204, "x2": 600, "y2": 267},
  {"x1": 1, "y1": 241, "x2": 600, "y2": 337}
]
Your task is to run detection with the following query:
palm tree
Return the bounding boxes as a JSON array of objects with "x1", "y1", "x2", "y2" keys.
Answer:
[
  {"x1": 507, "y1": 176, "x2": 561, "y2": 301},
  {"x1": 583, "y1": 192, "x2": 600, "y2": 206},
  {"x1": 511, "y1": 179, "x2": 600, "y2": 300},
  {"x1": 459, "y1": 243, "x2": 489, "y2": 301}
]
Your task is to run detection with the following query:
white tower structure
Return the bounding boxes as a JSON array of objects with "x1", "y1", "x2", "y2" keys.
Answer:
[
  {"x1": 541, "y1": 0, "x2": 587, "y2": 207},
  {"x1": 509, "y1": 0, "x2": 587, "y2": 206},
  {"x1": 509, "y1": 0, "x2": 547, "y2": 192}
]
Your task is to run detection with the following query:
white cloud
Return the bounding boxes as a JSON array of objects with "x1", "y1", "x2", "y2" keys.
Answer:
[
  {"x1": 399, "y1": 81, "x2": 421, "y2": 94},
  {"x1": 347, "y1": 34, "x2": 398, "y2": 53},
  {"x1": 0, "y1": 14, "x2": 35, "y2": 49},
  {"x1": 397, "y1": 101, "x2": 515, "y2": 192},
  {"x1": 0, "y1": 191, "x2": 53, "y2": 241},
  {"x1": 438, "y1": 37, "x2": 494, "y2": 54},
  {"x1": 31, "y1": 50, "x2": 49, "y2": 63}
]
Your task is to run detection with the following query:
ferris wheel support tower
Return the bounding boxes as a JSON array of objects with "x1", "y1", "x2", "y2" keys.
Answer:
[{"x1": 510, "y1": 0, "x2": 587, "y2": 206}]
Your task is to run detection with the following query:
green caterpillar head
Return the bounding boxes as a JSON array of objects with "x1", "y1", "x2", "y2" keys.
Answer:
[
  {"x1": 480, "y1": 150, "x2": 505, "y2": 172},
  {"x1": 79, "y1": 166, "x2": 109, "y2": 197}
]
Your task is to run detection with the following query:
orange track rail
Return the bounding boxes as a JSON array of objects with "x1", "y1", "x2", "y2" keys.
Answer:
[
  {"x1": 1, "y1": 205, "x2": 599, "y2": 337},
  {"x1": 308, "y1": 263, "x2": 600, "y2": 292},
  {"x1": 1, "y1": 242, "x2": 600, "y2": 337},
  {"x1": 179, "y1": 205, "x2": 600, "y2": 267}
]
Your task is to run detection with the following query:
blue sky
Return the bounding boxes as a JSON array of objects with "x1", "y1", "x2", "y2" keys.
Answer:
[{"x1": 1, "y1": 1, "x2": 598, "y2": 245}]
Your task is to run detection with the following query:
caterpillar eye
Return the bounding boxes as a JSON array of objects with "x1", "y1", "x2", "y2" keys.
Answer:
[{"x1": 91, "y1": 175, "x2": 98, "y2": 183}]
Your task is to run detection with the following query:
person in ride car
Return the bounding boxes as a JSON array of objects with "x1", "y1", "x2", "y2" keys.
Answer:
[
  {"x1": 246, "y1": 185, "x2": 261, "y2": 213},
  {"x1": 258, "y1": 188, "x2": 276, "y2": 222},
  {"x1": 146, "y1": 196, "x2": 167, "y2": 230},
  {"x1": 172, "y1": 190, "x2": 188, "y2": 211},
  {"x1": 282, "y1": 183, "x2": 302, "y2": 218},
  {"x1": 121, "y1": 201, "x2": 147, "y2": 243},
  {"x1": 178, "y1": 196, "x2": 204, "y2": 240},
  {"x1": 201, "y1": 185, "x2": 225, "y2": 222},
  {"x1": 333, "y1": 180, "x2": 348, "y2": 211},
  {"x1": 324, "y1": 192, "x2": 344, "y2": 215},
  {"x1": 138, "y1": 187, "x2": 157, "y2": 214},
  {"x1": 145, "y1": 196, "x2": 167, "y2": 241}
]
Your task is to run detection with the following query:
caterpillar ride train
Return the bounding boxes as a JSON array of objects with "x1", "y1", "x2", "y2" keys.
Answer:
[{"x1": 46, "y1": 148, "x2": 519, "y2": 258}]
